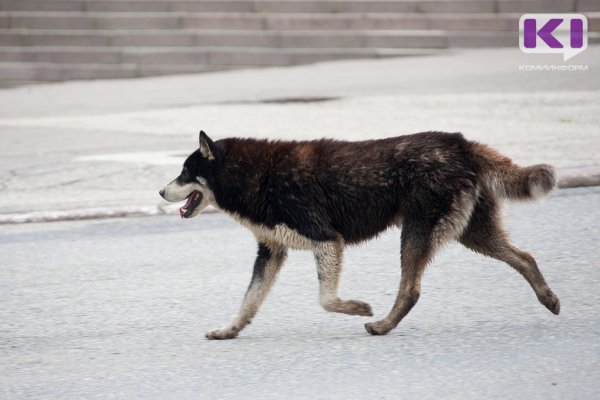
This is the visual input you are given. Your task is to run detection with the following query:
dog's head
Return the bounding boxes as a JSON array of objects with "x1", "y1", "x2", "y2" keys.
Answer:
[{"x1": 159, "y1": 131, "x2": 221, "y2": 219}]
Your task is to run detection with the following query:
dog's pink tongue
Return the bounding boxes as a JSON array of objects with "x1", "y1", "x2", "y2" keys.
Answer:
[{"x1": 179, "y1": 194, "x2": 195, "y2": 218}]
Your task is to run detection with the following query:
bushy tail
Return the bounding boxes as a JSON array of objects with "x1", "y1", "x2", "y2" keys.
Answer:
[{"x1": 469, "y1": 142, "x2": 556, "y2": 201}]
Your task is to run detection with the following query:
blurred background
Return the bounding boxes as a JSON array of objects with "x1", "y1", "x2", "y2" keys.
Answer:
[{"x1": 0, "y1": 0, "x2": 599, "y2": 86}]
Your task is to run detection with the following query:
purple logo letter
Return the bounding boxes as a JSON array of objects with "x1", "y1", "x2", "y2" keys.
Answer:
[
  {"x1": 570, "y1": 19, "x2": 584, "y2": 48},
  {"x1": 520, "y1": 14, "x2": 588, "y2": 61},
  {"x1": 524, "y1": 18, "x2": 563, "y2": 48}
]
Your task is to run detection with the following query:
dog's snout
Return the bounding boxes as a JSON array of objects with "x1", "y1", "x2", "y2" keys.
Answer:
[{"x1": 159, "y1": 189, "x2": 165, "y2": 198}]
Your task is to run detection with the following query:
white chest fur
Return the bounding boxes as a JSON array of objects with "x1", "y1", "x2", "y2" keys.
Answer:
[{"x1": 223, "y1": 210, "x2": 318, "y2": 250}]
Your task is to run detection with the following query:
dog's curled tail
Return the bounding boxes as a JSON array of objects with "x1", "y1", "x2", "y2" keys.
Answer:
[{"x1": 469, "y1": 142, "x2": 556, "y2": 201}]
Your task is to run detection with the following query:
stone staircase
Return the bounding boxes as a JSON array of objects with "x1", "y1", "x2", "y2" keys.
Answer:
[{"x1": 0, "y1": 0, "x2": 598, "y2": 86}]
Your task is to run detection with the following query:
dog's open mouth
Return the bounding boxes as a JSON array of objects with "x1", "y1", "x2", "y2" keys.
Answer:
[{"x1": 180, "y1": 191, "x2": 203, "y2": 218}]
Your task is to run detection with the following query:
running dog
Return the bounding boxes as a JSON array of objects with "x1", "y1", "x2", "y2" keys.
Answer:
[{"x1": 159, "y1": 131, "x2": 560, "y2": 339}]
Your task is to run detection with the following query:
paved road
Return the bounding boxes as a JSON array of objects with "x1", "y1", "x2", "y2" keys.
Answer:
[
  {"x1": 1, "y1": 46, "x2": 599, "y2": 119},
  {"x1": 1, "y1": 46, "x2": 599, "y2": 217},
  {"x1": 1, "y1": 90, "x2": 599, "y2": 216},
  {"x1": 1, "y1": 186, "x2": 599, "y2": 399}
]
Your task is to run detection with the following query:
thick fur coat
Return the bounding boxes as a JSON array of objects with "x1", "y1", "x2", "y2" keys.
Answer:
[{"x1": 160, "y1": 131, "x2": 559, "y2": 339}]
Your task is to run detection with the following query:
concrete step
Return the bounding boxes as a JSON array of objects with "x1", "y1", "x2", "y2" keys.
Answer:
[
  {"x1": 1, "y1": 2, "x2": 598, "y2": 86},
  {"x1": 496, "y1": 0, "x2": 599, "y2": 13},
  {"x1": 0, "y1": 61, "x2": 230, "y2": 82},
  {"x1": 0, "y1": 46, "x2": 446, "y2": 67},
  {"x1": 0, "y1": 61, "x2": 138, "y2": 80},
  {"x1": 0, "y1": 29, "x2": 539, "y2": 49},
  {"x1": 0, "y1": 29, "x2": 452, "y2": 49},
  {"x1": 4, "y1": 29, "x2": 597, "y2": 51},
  {"x1": 1, "y1": 0, "x2": 596, "y2": 14},
  {"x1": 4, "y1": 11, "x2": 599, "y2": 32},
  {"x1": 0, "y1": 12, "x2": 529, "y2": 31}
]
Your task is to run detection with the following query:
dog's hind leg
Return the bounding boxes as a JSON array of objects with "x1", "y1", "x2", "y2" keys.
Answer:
[
  {"x1": 205, "y1": 242, "x2": 287, "y2": 340},
  {"x1": 459, "y1": 196, "x2": 560, "y2": 315},
  {"x1": 314, "y1": 239, "x2": 373, "y2": 317},
  {"x1": 365, "y1": 187, "x2": 476, "y2": 336},
  {"x1": 364, "y1": 220, "x2": 436, "y2": 336}
]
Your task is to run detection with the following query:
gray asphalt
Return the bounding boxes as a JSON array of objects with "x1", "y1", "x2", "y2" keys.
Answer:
[
  {"x1": 1, "y1": 46, "x2": 599, "y2": 217},
  {"x1": 1, "y1": 186, "x2": 599, "y2": 399},
  {"x1": 1, "y1": 46, "x2": 599, "y2": 119}
]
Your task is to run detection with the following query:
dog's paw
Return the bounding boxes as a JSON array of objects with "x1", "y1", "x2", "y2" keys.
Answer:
[
  {"x1": 364, "y1": 320, "x2": 393, "y2": 336},
  {"x1": 323, "y1": 299, "x2": 374, "y2": 316},
  {"x1": 205, "y1": 327, "x2": 239, "y2": 340},
  {"x1": 540, "y1": 291, "x2": 560, "y2": 315},
  {"x1": 348, "y1": 300, "x2": 374, "y2": 317},
  {"x1": 549, "y1": 296, "x2": 561, "y2": 315}
]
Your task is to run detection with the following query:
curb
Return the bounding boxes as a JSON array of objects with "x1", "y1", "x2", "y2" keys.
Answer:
[
  {"x1": 0, "y1": 206, "x2": 168, "y2": 225},
  {"x1": 0, "y1": 204, "x2": 221, "y2": 224},
  {"x1": 556, "y1": 165, "x2": 600, "y2": 189},
  {"x1": 1, "y1": 167, "x2": 599, "y2": 225}
]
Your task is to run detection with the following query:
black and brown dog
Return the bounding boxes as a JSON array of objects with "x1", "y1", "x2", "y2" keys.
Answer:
[{"x1": 160, "y1": 130, "x2": 560, "y2": 339}]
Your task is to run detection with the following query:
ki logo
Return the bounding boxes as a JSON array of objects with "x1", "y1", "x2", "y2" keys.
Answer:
[{"x1": 519, "y1": 14, "x2": 588, "y2": 61}]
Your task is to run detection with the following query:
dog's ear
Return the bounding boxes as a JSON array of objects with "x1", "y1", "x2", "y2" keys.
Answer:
[{"x1": 199, "y1": 130, "x2": 216, "y2": 161}]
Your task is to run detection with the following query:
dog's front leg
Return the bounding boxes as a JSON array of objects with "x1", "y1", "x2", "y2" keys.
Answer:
[
  {"x1": 206, "y1": 242, "x2": 287, "y2": 340},
  {"x1": 314, "y1": 240, "x2": 373, "y2": 317}
]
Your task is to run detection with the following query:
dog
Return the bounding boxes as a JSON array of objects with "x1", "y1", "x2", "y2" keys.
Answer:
[{"x1": 160, "y1": 130, "x2": 560, "y2": 340}]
